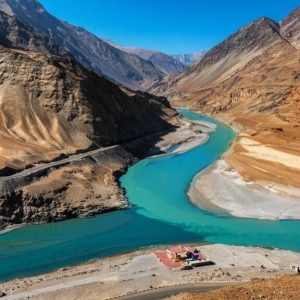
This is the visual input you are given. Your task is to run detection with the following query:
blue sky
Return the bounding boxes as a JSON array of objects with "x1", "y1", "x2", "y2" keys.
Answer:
[{"x1": 39, "y1": 0, "x2": 299, "y2": 54}]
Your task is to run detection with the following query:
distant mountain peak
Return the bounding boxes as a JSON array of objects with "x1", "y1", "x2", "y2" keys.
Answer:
[
  {"x1": 171, "y1": 51, "x2": 206, "y2": 66},
  {"x1": 104, "y1": 41, "x2": 187, "y2": 75},
  {"x1": 281, "y1": 5, "x2": 300, "y2": 49},
  {"x1": 190, "y1": 16, "x2": 283, "y2": 74}
]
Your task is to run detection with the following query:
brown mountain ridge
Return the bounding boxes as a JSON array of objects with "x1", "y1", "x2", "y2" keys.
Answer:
[{"x1": 152, "y1": 6, "x2": 300, "y2": 190}]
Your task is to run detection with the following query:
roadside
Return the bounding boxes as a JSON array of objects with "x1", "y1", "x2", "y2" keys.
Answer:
[
  {"x1": 1, "y1": 244, "x2": 299, "y2": 300},
  {"x1": 166, "y1": 275, "x2": 300, "y2": 300}
]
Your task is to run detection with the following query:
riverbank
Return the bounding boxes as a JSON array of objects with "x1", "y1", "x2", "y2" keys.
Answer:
[
  {"x1": 1, "y1": 243, "x2": 299, "y2": 300},
  {"x1": 189, "y1": 160, "x2": 300, "y2": 220},
  {"x1": 153, "y1": 118, "x2": 216, "y2": 156},
  {"x1": 188, "y1": 110, "x2": 300, "y2": 220},
  {"x1": 2, "y1": 109, "x2": 300, "y2": 286}
]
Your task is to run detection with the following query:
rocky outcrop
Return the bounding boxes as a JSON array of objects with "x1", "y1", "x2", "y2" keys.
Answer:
[
  {"x1": 0, "y1": 0, "x2": 164, "y2": 90},
  {"x1": 0, "y1": 146, "x2": 134, "y2": 227}
]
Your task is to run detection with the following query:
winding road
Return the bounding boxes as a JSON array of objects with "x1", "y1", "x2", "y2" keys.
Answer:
[{"x1": 0, "y1": 145, "x2": 118, "y2": 182}]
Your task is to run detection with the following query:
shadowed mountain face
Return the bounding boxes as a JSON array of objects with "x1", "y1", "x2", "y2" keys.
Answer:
[
  {"x1": 0, "y1": 1, "x2": 178, "y2": 227},
  {"x1": 105, "y1": 40, "x2": 204, "y2": 75},
  {"x1": 0, "y1": 46, "x2": 175, "y2": 171},
  {"x1": 0, "y1": 44, "x2": 176, "y2": 228},
  {"x1": 151, "y1": 7, "x2": 300, "y2": 190},
  {"x1": 0, "y1": 0, "x2": 165, "y2": 90},
  {"x1": 0, "y1": 10, "x2": 68, "y2": 56}
]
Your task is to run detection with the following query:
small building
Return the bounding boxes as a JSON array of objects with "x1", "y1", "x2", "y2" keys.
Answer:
[{"x1": 290, "y1": 263, "x2": 300, "y2": 274}]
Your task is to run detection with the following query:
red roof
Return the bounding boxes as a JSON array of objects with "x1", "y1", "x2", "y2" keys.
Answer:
[{"x1": 155, "y1": 251, "x2": 183, "y2": 268}]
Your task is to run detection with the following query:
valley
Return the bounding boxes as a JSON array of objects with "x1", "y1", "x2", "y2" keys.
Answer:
[
  {"x1": 0, "y1": 1, "x2": 299, "y2": 299},
  {"x1": 152, "y1": 8, "x2": 300, "y2": 218}
]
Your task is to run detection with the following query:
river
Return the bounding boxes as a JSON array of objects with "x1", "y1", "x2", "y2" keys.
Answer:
[{"x1": 0, "y1": 109, "x2": 299, "y2": 282}]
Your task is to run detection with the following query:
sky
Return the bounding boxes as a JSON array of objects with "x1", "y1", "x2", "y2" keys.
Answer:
[{"x1": 39, "y1": 0, "x2": 300, "y2": 54}]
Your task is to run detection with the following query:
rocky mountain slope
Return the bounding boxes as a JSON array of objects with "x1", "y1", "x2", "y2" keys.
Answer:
[
  {"x1": 0, "y1": 47, "x2": 175, "y2": 170},
  {"x1": 0, "y1": 0, "x2": 165, "y2": 90},
  {"x1": 152, "y1": 17, "x2": 286, "y2": 98},
  {"x1": 171, "y1": 51, "x2": 206, "y2": 65},
  {"x1": 0, "y1": 43, "x2": 176, "y2": 228},
  {"x1": 152, "y1": 7, "x2": 300, "y2": 190},
  {"x1": 0, "y1": 10, "x2": 68, "y2": 57},
  {"x1": 120, "y1": 47, "x2": 186, "y2": 75},
  {"x1": 106, "y1": 40, "x2": 204, "y2": 74},
  {"x1": 281, "y1": 6, "x2": 300, "y2": 49}
]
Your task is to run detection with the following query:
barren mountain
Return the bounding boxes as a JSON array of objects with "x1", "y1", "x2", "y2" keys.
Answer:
[
  {"x1": 104, "y1": 39, "x2": 187, "y2": 75},
  {"x1": 0, "y1": 44, "x2": 176, "y2": 228},
  {"x1": 152, "y1": 9, "x2": 300, "y2": 190},
  {"x1": 152, "y1": 17, "x2": 285, "y2": 98},
  {"x1": 0, "y1": 10, "x2": 68, "y2": 57},
  {"x1": 281, "y1": 6, "x2": 300, "y2": 49},
  {"x1": 171, "y1": 51, "x2": 206, "y2": 66},
  {"x1": 0, "y1": 0, "x2": 164, "y2": 90},
  {"x1": 121, "y1": 48, "x2": 186, "y2": 75},
  {"x1": 0, "y1": 47, "x2": 175, "y2": 170}
]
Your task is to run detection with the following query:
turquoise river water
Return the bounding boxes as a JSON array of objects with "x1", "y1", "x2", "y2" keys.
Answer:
[{"x1": 0, "y1": 109, "x2": 299, "y2": 282}]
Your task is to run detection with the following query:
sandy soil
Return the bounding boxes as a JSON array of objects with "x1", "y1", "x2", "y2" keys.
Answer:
[
  {"x1": 153, "y1": 118, "x2": 215, "y2": 156},
  {"x1": 0, "y1": 244, "x2": 299, "y2": 300},
  {"x1": 223, "y1": 115, "x2": 300, "y2": 190},
  {"x1": 167, "y1": 275, "x2": 300, "y2": 300},
  {"x1": 189, "y1": 160, "x2": 300, "y2": 220}
]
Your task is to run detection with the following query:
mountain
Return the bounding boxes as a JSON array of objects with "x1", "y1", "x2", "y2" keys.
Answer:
[
  {"x1": 104, "y1": 40, "x2": 187, "y2": 75},
  {"x1": 152, "y1": 10, "x2": 300, "y2": 190},
  {"x1": 171, "y1": 51, "x2": 206, "y2": 65},
  {"x1": 0, "y1": 47, "x2": 174, "y2": 169},
  {"x1": 152, "y1": 17, "x2": 285, "y2": 98},
  {"x1": 0, "y1": 10, "x2": 68, "y2": 57},
  {"x1": 0, "y1": 4, "x2": 178, "y2": 227},
  {"x1": 122, "y1": 48, "x2": 187, "y2": 75},
  {"x1": 281, "y1": 6, "x2": 300, "y2": 49},
  {"x1": 155, "y1": 17, "x2": 285, "y2": 97},
  {"x1": 0, "y1": 0, "x2": 165, "y2": 90},
  {"x1": 0, "y1": 44, "x2": 176, "y2": 227}
]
